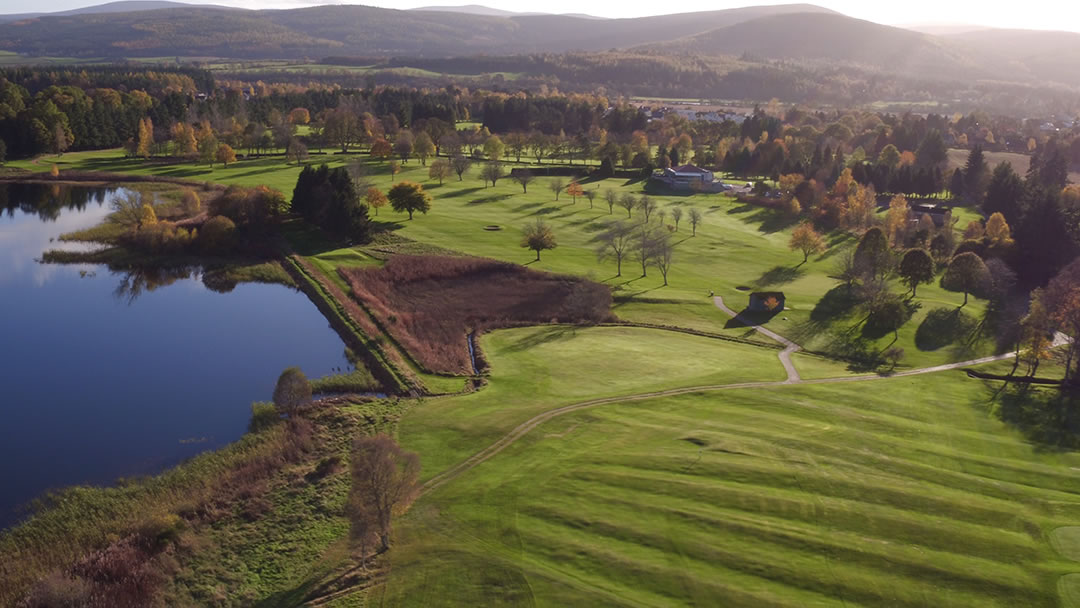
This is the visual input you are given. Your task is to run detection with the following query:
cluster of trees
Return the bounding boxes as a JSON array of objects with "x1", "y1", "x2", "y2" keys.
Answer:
[
  {"x1": 291, "y1": 164, "x2": 371, "y2": 242},
  {"x1": 107, "y1": 185, "x2": 287, "y2": 256}
]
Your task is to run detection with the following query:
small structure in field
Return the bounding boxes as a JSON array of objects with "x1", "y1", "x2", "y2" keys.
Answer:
[
  {"x1": 653, "y1": 164, "x2": 730, "y2": 192},
  {"x1": 749, "y1": 291, "x2": 785, "y2": 312}
]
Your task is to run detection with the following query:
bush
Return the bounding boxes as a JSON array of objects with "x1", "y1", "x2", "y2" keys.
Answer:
[
  {"x1": 272, "y1": 367, "x2": 312, "y2": 415},
  {"x1": 248, "y1": 401, "x2": 280, "y2": 433},
  {"x1": 198, "y1": 215, "x2": 236, "y2": 253}
]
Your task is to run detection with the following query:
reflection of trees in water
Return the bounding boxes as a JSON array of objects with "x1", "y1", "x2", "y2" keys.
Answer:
[
  {"x1": 111, "y1": 264, "x2": 242, "y2": 303},
  {"x1": 0, "y1": 183, "x2": 111, "y2": 222},
  {"x1": 112, "y1": 265, "x2": 197, "y2": 305}
]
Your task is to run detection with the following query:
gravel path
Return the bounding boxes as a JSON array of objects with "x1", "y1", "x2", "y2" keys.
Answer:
[{"x1": 713, "y1": 295, "x2": 801, "y2": 382}]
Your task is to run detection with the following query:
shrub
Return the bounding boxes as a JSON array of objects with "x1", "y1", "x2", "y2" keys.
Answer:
[
  {"x1": 198, "y1": 215, "x2": 236, "y2": 253},
  {"x1": 248, "y1": 401, "x2": 280, "y2": 433}
]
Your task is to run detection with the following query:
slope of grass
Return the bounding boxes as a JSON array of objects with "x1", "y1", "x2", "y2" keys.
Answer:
[
  {"x1": 383, "y1": 372, "x2": 1080, "y2": 607},
  {"x1": 400, "y1": 325, "x2": 785, "y2": 481}
]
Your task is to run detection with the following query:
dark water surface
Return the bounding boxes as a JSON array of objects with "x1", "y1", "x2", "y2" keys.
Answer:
[{"x1": 0, "y1": 184, "x2": 350, "y2": 528}]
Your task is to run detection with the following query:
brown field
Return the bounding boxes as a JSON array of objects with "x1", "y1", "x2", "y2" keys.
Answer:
[
  {"x1": 341, "y1": 255, "x2": 613, "y2": 375},
  {"x1": 946, "y1": 147, "x2": 1080, "y2": 183}
]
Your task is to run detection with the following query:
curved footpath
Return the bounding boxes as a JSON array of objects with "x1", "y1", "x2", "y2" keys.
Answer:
[{"x1": 713, "y1": 295, "x2": 801, "y2": 382}]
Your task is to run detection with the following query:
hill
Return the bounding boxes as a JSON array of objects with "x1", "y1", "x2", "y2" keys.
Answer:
[
  {"x1": 0, "y1": 3, "x2": 838, "y2": 58},
  {"x1": 0, "y1": 1, "x2": 228, "y2": 22},
  {"x1": 946, "y1": 28, "x2": 1080, "y2": 85},
  {"x1": 645, "y1": 12, "x2": 985, "y2": 80}
]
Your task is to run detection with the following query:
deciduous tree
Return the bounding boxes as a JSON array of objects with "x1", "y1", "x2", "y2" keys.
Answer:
[
  {"x1": 898, "y1": 248, "x2": 935, "y2": 297},
  {"x1": 566, "y1": 182, "x2": 584, "y2": 204},
  {"x1": 584, "y1": 188, "x2": 597, "y2": 209},
  {"x1": 388, "y1": 181, "x2": 432, "y2": 220},
  {"x1": 215, "y1": 143, "x2": 236, "y2": 168},
  {"x1": 604, "y1": 189, "x2": 617, "y2": 214},
  {"x1": 480, "y1": 161, "x2": 504, "y2": 187},
  {"x1": 942, "y1": 252, "x2": 990, "y2": 306},
  {"x1": 272, "y1": 367, "x2": 311, "y2": 415},
  {"x1": 428, "y1": 158, "x2": 451, "y2": 185},
  {"x1": 365, "y1": 187, "x2": 388, "y2": 216},
  {"x1": 596, "y1": 220, "x2": 632, "y2": 276},
  {"x1": 512, "y1": 169, "x2": 535, "y2": 193},
  {"x1": 414, "y1": 132, "x2": 435, "y2": 166},
  {"x1": 350, "y1": 434, "x2": 421, "y2": 551},
  {"x1": 521, "y1": 219, "x2": 557, "y2": 261},
  {"x1": 789, "y1": 222, "x2": 826, "y2": 263},
  {"x1": 688, "y1": 207, "x2": 703, "y2": 235},
  {"x1": 451, "y1": 154, "x2": 472, "y2": 181},
  {"x1": 548, "y1": 178, "x2": 565, "y2": 201},
  {"x1": 670, "y1": 206, "x2": 683, "y2": 231}
]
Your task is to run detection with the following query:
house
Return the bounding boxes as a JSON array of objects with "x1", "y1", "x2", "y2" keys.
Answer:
[
  {"x1": 654, "y1": 164, "x2": 730, "y2": 192},
  {"x1": 748, "y1": 292, "x2": 785, "y2": 312}
]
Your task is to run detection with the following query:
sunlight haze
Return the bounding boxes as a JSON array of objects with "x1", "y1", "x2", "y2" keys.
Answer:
[{"x1": 2, "y1": 0, "x2": 1080, "y2": 32}]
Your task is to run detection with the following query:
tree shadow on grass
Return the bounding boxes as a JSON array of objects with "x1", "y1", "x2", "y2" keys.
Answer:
[
  {"x1": 467, "y1": 193, "x2": 512, "y2": 206},
  {"x1": 753, "y1": 265, "x2": 805, "y2": 289},
  {"x1": 723, "y1": 308, "x2": 780, "y2": 329},
  {"x1": 915, "y1": 307, "x2": 979, "y2": 351},
  {"x1": 441, "y1": 186, "x2": 485, "y2": 198},
  {"x1": 532, "y1": 206, "x2": 560, "y2": 216},
  {"x1": 500, "y1": 325, "x2": 579, "y2": 353},
  {"x1": 993, "y1": 385, "x2": 1080, "y2": 451}
]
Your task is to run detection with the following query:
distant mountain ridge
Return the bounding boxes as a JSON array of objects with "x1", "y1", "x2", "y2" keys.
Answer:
[
  {"x1": 0, "y1": 2, "x2": 838, "y2": 57},
  {"x1": 410, "y1": 4, "x2": 605, "y2": 19},
  {"x1": 1, "y1": 1, "x2": 1080, "y2": 90},
  {"x1": 0, "y1": 1, "x2": 227, "y2": 22}
]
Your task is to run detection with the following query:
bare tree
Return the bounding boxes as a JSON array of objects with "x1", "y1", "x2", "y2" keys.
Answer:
[
  {"x1": 670, "y1": 206, "x2": 683, "y2": 231},
  {"x1": 513, "y1": 169, "x2": 536, "y2": 193},
  {"x1": 619, "y1": 193, "x2": 636, "y2": 218},
  {"x1": 350, "y1": 434, "x2": 421, "y2": 551},
  {"x1": 688, "y1": 207, "x2": 703, "y2": 236},
  {"x1": 653, "y1": 232, "x2": 675, "y2": 285},
  {"x1": 480, "y1": 161, "x2": 505, "y2": 187},
  {"x1": 604, "y1": 189, "x2": 617, "y2": 214},
  {"x1": 584, "y1": 188, "x2": 597, "y2": 209},
  {"x1": 634, "y1": 223, "x2": 663, "y2": 277},
  {"x1": 451, "y1": 153, "x2": 472, "y2": 181},
  {"x1": 638, "y1": 195, "x2": 657, "y2": 222},
  {"x1": 596, "y1": 220, "x2": 633, "y2": 276},
  {"x1": 548, "y1": 177, "x2": 565, "y2": 201}
]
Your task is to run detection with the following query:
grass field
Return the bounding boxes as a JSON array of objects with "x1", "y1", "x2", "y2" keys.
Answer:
[
  {"x1": 9, "y1": 148, "x2": 999, "y2": 371},
  {"x1": 382, "y1": 372, "x2": 1080, "y2": 607},
  {"x1": 10, "y1": 146, "x2": 1080, "y2": 606}
]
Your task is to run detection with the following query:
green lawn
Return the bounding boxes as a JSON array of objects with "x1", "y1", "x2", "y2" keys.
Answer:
[
  {"x1": 400, "y1": 325, "x2": 786, "y2": 482},
  {"x1": 11, "y1": 149, "x2": 1000, "y2": 371},
  {"x1": 381, "y1": 372, "x2": 1080, "y2": 607}
]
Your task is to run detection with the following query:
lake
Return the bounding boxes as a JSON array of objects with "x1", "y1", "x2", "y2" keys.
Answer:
[{"x1": 0, "y1": 183, "x2": 352, "y2": 528}]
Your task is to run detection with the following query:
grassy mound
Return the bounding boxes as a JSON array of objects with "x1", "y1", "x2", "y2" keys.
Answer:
[{"x1": 341, "y1": 255, "x2": 614, "y2": 375}]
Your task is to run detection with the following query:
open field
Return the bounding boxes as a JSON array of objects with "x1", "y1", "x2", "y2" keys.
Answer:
[
  {"x1": 382, "y1": 371, "x2": 1080, "y2": 607},
  {"x1": 399, "y1": 325, "x2": 787, "y2": 481},
  {"x1": 946, "y1": 147, "x2": 1080, "y2": 184},
  {"x1": 8, "y1": 148, "x2": 999, "y2": 371}
]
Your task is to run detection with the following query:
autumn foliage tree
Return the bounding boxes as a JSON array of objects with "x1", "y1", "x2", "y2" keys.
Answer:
[
  {"x1": 566, "y1": 182, "x2": 584, "y2": 204},
  {"x1": 428, "y1": 158, "x2": 451, "y2": 185},
  {"x1": 789, "y1": 222, "x2": 826, "y2": 263},
  {"x1": 215, "y1": 143, "x2": 236, "y2": 168},
  {"x1": 349, "y1": 434, "x2": 421, "y2": 552},
  {"x1": 365, "y1": 187, "x2": 388, "y2": 216}
]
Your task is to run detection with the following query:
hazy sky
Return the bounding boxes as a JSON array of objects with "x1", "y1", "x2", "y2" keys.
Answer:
[{"x1": 3, "y1": 0, "x2": 1080, "y2": 32}]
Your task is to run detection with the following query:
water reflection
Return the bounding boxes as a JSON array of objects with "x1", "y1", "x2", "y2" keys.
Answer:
[{"x1": 0, "y1": 183, "x2": 352, "y2": 528}]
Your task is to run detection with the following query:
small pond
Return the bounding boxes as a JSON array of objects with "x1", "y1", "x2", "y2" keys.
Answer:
[{"x1": 0, "y1": 183, "x2": 352, "y2": 528}]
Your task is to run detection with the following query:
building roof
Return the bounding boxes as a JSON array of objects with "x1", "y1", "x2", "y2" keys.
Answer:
[{"x1": 672, "y1": 164, "x2": 710, "y2": 174}]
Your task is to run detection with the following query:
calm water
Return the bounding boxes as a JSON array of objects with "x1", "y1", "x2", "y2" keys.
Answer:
[{"x1": 0, "y1": 184, "x2": 351, "y2": 528}]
